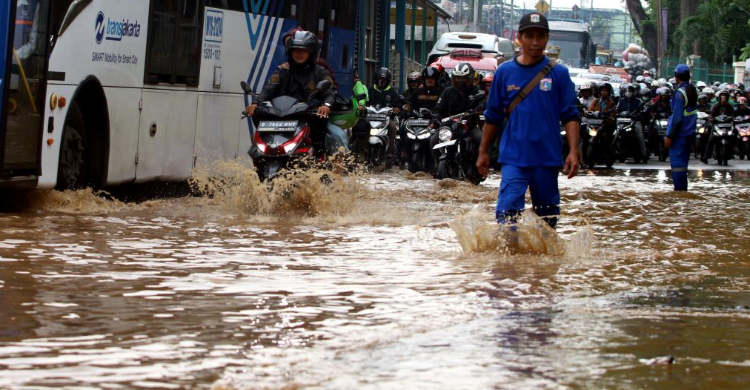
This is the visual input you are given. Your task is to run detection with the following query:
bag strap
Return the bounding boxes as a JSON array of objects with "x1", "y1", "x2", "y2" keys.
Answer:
[{"x1": 506, "y1": 59, "x2": 557, "y2": 115}]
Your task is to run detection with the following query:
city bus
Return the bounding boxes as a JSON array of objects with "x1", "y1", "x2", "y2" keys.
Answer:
[
  {"x1": 0, "y1": 0, "x2": 356, "y2": 190},
  {"x1": 547, "y1": 19, "x2": 596, "y2": 71}
]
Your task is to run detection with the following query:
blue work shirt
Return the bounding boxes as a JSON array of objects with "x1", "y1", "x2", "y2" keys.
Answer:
[
  {"x1": 484, "y1": 56, "x2": 579, "y2": 167},
  {"x1": 667, "y1": 82, "x2": 698, "y2": 138}
]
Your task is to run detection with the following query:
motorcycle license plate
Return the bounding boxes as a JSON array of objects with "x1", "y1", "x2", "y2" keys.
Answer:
[
  {"x1": 258, "y1": 120, "x2": 298, "y2": 132},
  {"x1": 406, "y1": 119, "x2": 430, "y2": 126},
  {"x1": 368, "y1": 114, "x2": 388, "y2": 121}
]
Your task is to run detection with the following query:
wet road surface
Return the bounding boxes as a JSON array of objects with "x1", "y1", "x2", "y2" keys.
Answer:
[{"x1": 1, "y1": 163, "x2": 750, "y2": 390}]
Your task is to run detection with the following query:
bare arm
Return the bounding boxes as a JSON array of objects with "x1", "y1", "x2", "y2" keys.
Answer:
[
  {"x1": 564, "y1": 120, "x2": 580, "y2": 179},
  {"x1": 476, "y1": 123, "x2": 499, "y2": 177}
]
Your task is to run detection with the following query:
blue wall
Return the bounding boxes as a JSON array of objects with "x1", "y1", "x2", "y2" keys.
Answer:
[
  {"x1": 327, "y1": 27, "x2": 355, "y2": 98},
  {"x1": 0, "y1": 0, "x2": 12, "y2": 130}
]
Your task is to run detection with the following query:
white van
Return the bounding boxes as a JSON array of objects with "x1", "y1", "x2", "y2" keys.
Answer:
[{"x1": 428, "y1": 32, "x2": 513, "y2": 65}]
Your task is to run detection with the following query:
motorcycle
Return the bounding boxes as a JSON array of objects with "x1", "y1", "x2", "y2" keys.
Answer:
[
  {"x1": 355, "y1": 105, "x2": 398, "y2": 168},
  {"x1": 650, "y1": 113, "x2": 670, "y2": 162},
  {"x1": 733, "y1": 114, "x2": 750, "y2": 160},
  {"x1": 401, "y1": 108, "x2": 435, "y2": 173},
  {"x1": 242, "y1": 80, "x2": 332, "y2": 181},
  {"x1": 614, "y1": 112, "x2": 646, "y2": 163},
  {"x1": 694, "y1": 111, "x2": 711, "y2": 159},
  {"x1": 584, "y1": 112, "x2": 616, "y2": 168},
  {"x1": 432, "y1": 93, "x2": 486, "y2": 184},
  {"x1": 710, "y1": 114, "x2": 735, "y2": 166}
]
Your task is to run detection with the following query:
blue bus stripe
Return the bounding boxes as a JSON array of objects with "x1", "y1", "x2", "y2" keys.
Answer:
[
  {"x1": 247, "y1": 15, "x2": 272, "y2": 89},
  {"x1": 252, "y1": 16, "x2": 282, "y2": 92}
]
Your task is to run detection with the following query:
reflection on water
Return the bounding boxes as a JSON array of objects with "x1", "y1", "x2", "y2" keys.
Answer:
[{"x1": 1, "y1": 166, "x2": 750, "y2": 390}]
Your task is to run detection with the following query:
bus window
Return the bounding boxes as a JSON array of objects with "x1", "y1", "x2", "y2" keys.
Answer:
[
  {"x1": 145, "y1": 0, "x2": 202, "y2": 86},
  {"x1": 205, "y1": 0, "x2": 244, "y2": 12},
  {"x1": 2, "y1": 0, "x2": 50, "y2": 173}
]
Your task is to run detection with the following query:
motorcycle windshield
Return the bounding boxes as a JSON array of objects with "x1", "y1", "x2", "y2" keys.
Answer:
[{"x1": 266, "y1": 96, "x2": 310, "y2": 117}]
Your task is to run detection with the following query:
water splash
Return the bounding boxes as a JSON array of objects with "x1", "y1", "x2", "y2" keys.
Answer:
[{"x1": 449, "y1": 207, "x2": 594, "y2": 259}]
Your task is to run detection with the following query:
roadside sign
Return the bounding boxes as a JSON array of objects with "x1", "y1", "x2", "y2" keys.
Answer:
[{"x1": 535, "y1": 0, "x2": 550, "y2": 14}]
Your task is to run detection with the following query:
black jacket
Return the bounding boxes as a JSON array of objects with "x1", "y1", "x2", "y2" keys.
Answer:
[
  {"x1": 617, "y1": 97, "x2": 641, "y2": 115},
  {"x1": 258, "y1": 64, "x2": 335, "y2": 106},
  {"x1": 367, "y1": 85, "x2": 401, "y2": 107},
  {"x1": 408, "y1": 86, "x2": 444, "y2": 111},
  {"x1": 434, "y1": 85, "x2": 480, "y2": 120},
  {"x1": 710, "y1": 102, "x2": 734, "y2": 117},
  {"x1": 734, "y1": 106, "x2": 750, "y2": 117}
]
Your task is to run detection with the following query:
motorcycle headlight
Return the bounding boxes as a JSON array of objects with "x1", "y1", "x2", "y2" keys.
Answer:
[
  {"x1": 716, "y1": 129, "x2": 726, "y2": 136},
  {"x1": 560, "y1": 130, "x2": 566, "y2": 135},
  {"x1": 417, "y1": 128, "x2": 432, "y2": 139},
  {"x1": 439, "y1": 128, "x2": 452, "y2": 142},
  {"x1": 659, "y1": 120, "x2": 668, "y2": 127},
  {"x1": 588, "y1": 128, "x2": 598, "y2": 137},
  {"x1": 698, "y1": 127, "x2": 705, "y2": 134},
  {"x1": 369, "y1": 121, "x2": 383, "y2": 128},
  {"x1": 370, "y1": 128, "x2": 381, "y2": 136}
]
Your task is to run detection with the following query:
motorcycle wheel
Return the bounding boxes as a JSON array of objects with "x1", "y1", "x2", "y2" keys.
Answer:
[
  {"x1": 605, "y1": 152, "x2": 615, "y2": 168},
  {"x1": 586, "y1": 144, "x2": 596, "y2": 168},
  {"x1": 658, "y1": 144, "x2": 668, "y2": 162},
  {"x1": 437, "y1": 160, "x2": 460, "y2": 180},
  {"x1": 408, "y1": 151, "x2": 420, "y2": 173}
]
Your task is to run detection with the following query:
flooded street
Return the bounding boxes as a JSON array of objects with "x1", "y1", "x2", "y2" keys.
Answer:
[{"x1": 2, "y1": 165, "x2": 750, "y2": 390}]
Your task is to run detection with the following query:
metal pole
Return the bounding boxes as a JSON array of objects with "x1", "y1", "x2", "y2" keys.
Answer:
[
  {"x1": 358, "y1": 0, "x2": 366, "y2": 77},
  {"x1": 410, "y1": 0, "x2": 417, "y2": 59},
  {"x1": 473, "y1": 0, "x2": 480, "y2": 32},
  {"x1": 381, "y1": 0, "x2": 391, "y2": 69},
  {"x1": 396, "y1": 0, "x2": 406, "y2": 91},
  {"x1": 433, "y1": 9, "x2": 438, "y2": 46},
  {"x1": 500, "y1": 1, "x2": 504, "y2": 36},
  {"x1": 421, "y1": 2, "x2": 428, "y2": 65}
]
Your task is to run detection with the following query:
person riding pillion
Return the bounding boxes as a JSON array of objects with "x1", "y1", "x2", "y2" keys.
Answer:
[
  {"x1": 246, "y1": 30, "x2": 338, "y2": 151},
  {"x1": 665, "y1": 64, "x2": 698, "y2": 191},
  {"x1": 350, "y1": 68, "x2": 401, "y2": 157},
  {"x1": 477, "y1": 12, "x2": 580, "y2": 229}
]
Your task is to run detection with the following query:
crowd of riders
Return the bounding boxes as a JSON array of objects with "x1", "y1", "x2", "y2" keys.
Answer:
[
  {"x1": 574, "y1": 74, "x2": 750, "y2": 166},
  {"x1": 246, "y1": 28, "x2": 749, "y2": 183}
]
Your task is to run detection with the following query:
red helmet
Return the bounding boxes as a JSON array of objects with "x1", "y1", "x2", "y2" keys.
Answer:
[{"x1": 431, "y1": 63, "x2": 445, "y2": 74}]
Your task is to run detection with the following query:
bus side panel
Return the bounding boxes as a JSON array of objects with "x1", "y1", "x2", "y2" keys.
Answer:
[
  {"x1": 194, "y1": 92, "x2": 245, "y2": 168},
  {"x1": 135, "y1": 89, "x2": 197, "y2": 182},
  {"x1": 327, "y1": 27, "x2": 355, "y2": 99},
  {"x1": 47, "y1": 0, "x2": 148, "y2": 89},
  {"x1": 0, "y1": 0, "x2": 10, "y2": 125},
  {"x1": 102, "y1": 86, "x2": 140, "y2": 185}
]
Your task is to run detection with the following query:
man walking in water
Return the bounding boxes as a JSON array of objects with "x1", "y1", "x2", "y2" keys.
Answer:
[
  {"x1": 667, "y1": 64, "x2": 698, "y2": 191},
  {"x1": 476, "y1": 13, "x2": 580, "y2": 228}
]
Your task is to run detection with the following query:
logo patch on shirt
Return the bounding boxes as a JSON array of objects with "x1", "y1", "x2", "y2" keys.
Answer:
[
  {"x1": 540, "y1": 78, "x2": 552, "y2": 91},
  {"x1": 507, "y1": 84, "x2": 521, "y2": 92},
  {"x1": 531, "y1": 14, "x2": 540, "y2": 23}
]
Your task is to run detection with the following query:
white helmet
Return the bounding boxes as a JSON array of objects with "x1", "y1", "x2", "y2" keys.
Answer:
[
  {"x1": 452, "y1": 62, "x2": 474, "y2": 78},
  {"x1": 696, "y1": 81, "x2": 707, "y2": 88},
  {"x1": 702, "y1": 87, "x2": 714, "y2": 95}
]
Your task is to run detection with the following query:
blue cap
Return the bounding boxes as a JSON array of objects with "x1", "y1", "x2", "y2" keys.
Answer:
[{"x1": 675, "y1": 64, "x2": 690, "y2": 74}]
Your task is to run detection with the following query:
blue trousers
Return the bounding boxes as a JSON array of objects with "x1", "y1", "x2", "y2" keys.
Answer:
[
  {"x1": 669, "y1": 135, "x2": 694, "y2": 191},
  {"x1": 496, "y1": 165, "x2": 561, "y2": 228}
]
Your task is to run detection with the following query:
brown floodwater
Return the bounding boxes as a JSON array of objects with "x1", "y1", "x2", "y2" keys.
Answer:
[{"x1": 1, "y1": 164, "x2": 750, "y2": 390}]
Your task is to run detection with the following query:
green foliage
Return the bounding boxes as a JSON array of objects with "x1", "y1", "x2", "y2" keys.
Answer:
[{"x1": 675, "y1": 0, "x2": 750, "y2": 63}]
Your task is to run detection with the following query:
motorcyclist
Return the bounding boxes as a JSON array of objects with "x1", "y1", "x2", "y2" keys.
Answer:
[
  {"x1": 579, "y1": 83, "x2": 595, "y2": 108},
  {"x1": 429, "y1": 62, "x2": 483, "y2": 167},
  {"x1": 697, "y1": 94, "x2": 711, "y2": 113},
  {"x1": 710, "y1": 90, "x2": 734, "y2": 117},
  {"x1": 617, "y1": 83, "x2": 647, "y2": 160},
  {"x1": 734, "y1": 96, "x2": 750, "y2": 117},
  {"x1": 404, "y1": 71, "x2": 422, "y2": 101},
  {"x1": 587, "y1": 82, "x2": 617, "y2": 121},
  {"x1": 246, "y1": 30, "x2": 336, "y2": 153},
  {"x1": 703, "y1": 87, "x2": 716, "y2": 105},
  {"x1": 408, "y1": 67, "x2": 444, "y2": 111},
  {"x1": 350, "y1": 67, "x2": 402, "y2": 159},
  {"x1": 701, "y1": 90, "x2": 735, "y2": 163}
]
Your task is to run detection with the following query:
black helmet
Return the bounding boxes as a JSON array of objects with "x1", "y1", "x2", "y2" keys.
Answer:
[
  {"x1": 285, "y1": 30, "x2": 320, "y2": 68},
  {"x1": 422, "y1": 66, "x2": 440, "y2": 80},
  {"x1": 656, "y1": 87, "x2": 672, "y2": 97},
  {"x1": 376, "y1": 67, "x2": 392, "y2": 88},
  {"x1": 599, "y1": 82, "x2": 613, "y2": 95}
]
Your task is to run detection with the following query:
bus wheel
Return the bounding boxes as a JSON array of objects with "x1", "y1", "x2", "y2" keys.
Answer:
[{"x1": 57, "y1": 104, "x2": 87, "y2": 190}]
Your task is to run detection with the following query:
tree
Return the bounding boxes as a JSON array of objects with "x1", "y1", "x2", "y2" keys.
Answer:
[
  {"x1": 625, "y1": 0, "x2": 658, "y2": 60},
  {"x1": 677, "y1": 0, "x2": 750, "y2": 63}
]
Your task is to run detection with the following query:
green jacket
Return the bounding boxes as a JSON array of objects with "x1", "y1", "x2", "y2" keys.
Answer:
[{"x1": 353, "y1": 80, "x2": 368, "y2": 107}]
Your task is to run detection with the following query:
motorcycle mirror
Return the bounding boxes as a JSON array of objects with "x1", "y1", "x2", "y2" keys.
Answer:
[
  {"x1": 315, "y1": 79, "x2": 332, "y2": 91},
  {"x1": 355, "y1": 93, "x2": 367, "y2": 101},
  {"x1": 240, "y1": 81, "x2": 253, "y2": 94}
]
